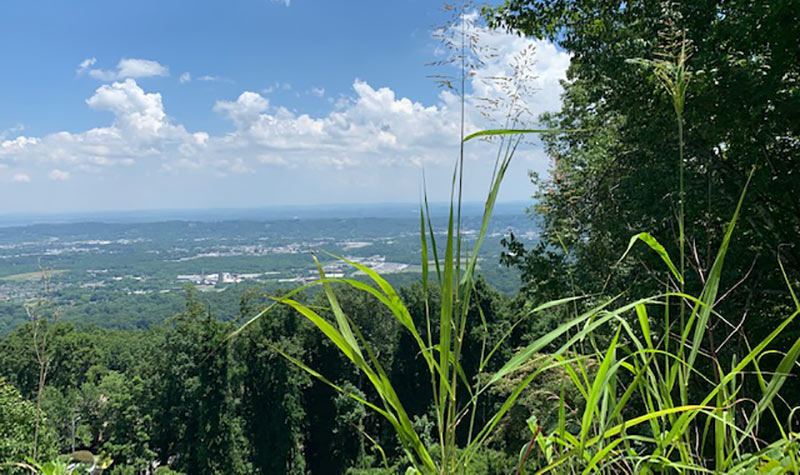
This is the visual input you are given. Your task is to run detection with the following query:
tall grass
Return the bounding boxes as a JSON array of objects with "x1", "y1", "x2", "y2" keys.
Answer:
[{"x1": 231, "y1": 40, "x2": 800, "y2": 475}]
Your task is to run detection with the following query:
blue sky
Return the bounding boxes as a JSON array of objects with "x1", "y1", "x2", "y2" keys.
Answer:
[{"x1": 0, "y1": 1, "x2": 570, "y2": 213}]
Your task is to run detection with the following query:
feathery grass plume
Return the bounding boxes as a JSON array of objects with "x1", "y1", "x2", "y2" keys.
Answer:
[
  {"x1": 229, "y1": 9, "x2": 800, "y2": 475},
  {"x1": 626, "y1": 7, "x2": 694, "y2": 385}
]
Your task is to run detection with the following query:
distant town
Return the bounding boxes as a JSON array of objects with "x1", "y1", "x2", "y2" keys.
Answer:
[{"x1": 0, "y1": 214, "x2": 535, "y2": 331}]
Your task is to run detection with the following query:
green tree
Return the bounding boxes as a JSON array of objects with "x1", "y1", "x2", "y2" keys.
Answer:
[
  {"x1": 0, "y1": 378, "x2": 37, "y2": 465},
  {"x1": 83, "y1": 369, "x2": 154, "y2": 469},
  {"x1": 39, "y1": 386, "x2": 88, "y2": 454},
  {"x1": 0, "y1": 378, "x2": 56, "y2": 468},
  {"x1": 300, "y1": 286, "x2": 399, "y2": 473},
  {"x1": 234, "y1": 289, "x2": 308, "y2": 475},
  {"x1": 150, "y1": 288, "x2": 245, "y2": 474},
  {"x1": 488, "y1": 0, "x2": 800, "y2": 357}
]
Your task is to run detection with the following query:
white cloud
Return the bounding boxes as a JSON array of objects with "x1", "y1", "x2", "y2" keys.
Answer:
[
  {"x1": 309, "y1": 87, "x2": 325, "y2": 97},
  {"x1": 49, "y1": 169, "x2": 70, "y2": 181},
  {"x1": 210, "y1": 79, "x2": 469, "y2": 171},
  {"x1": 1, "y1": 22, "x2": 568, "y2": 204},
  {"x1": 436, "y1": 11, "x2": 570, "y2": 123},
  {"x1": 262, "y1": 81, "x2": 292, "y2": 94},
  {"x1": 214, "y1": 91, "x2": 270, "y2": 128},
  {"x1": 12, "y1": 173, "x2": 30, "y2": 183},
  {"x1": 116, "y1": 58, "x2": 169, "y2": 78},
  {"x1": 470, "y1": 33, "x2": 570, "y2": 119},
  {"x1": 0, "y1": 80, "x2": 194, "y2": 176},
  {"x1": 86, "y1": 79, "x2": 174, "y2": 139},
  {"x1": 85, "y1": 58, "x2": 169, "y2": 81},
  {"x1": 198, "y1": 75, "x2": 230, "y2": 83},
  {"x1": 87, "y1": 70, "x2": 118, "y2": 81},
  {"x1": 1, "y1": 136, "x2": 39, "y2": 151},
  {"x1": 0, "y1": 123, "x2": 25, "y2": 140},
  {"x1": 258, "y1": 154, "x2": 290, "y2": 166},
  {"x1": 270, "y1": 0, "x2": 290, "y2": 6},
  {"x1": 179, "y1": 72, "x2": 191, "y2": 84},
  {"x1": 76, "y1": 57, "x2": 97, "y2": 75}
]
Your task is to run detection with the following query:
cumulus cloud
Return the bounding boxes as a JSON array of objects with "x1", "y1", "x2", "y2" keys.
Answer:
[
  {"x1": 1, "y1": 22, "x2": 568, "y2": 203},
  {"x1": 82, "y1": 58, "x2": 169, "y2": 81},
  {"x1": 179, "y1": 72, "x2": 191, "y2": 84},
  {"x1": 12, "y1": 173, "x2": 30, "y2": 183},
  {"x1": 309, "y1": 87, "x2": 326, "y2": 97},
  {"x1": 0, "y1": 79, "x2": 195, "y2": 177},
  {"x1": 86, "y1": 79, "x2": 174, "y2": 139},
  {"x1": 49, "y1": 169, "x2": 70, "y2": 181},
  {"x1": 214, "y1": 91, "x2": 270, "y2": 128},
  {"x1": 270, "y1": 0, "x2": 290, "y2": 6},
  {"x1": 1, "y1": 136, "x2": 39, "y2": 153},
  {"x1": 208, "y1": 80, "x2": 465, "y2": 170}
]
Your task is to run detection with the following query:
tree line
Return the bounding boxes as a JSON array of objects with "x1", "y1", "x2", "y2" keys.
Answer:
[{"x1": 2, "y1": 280, "x2": 574, "y2": 473}]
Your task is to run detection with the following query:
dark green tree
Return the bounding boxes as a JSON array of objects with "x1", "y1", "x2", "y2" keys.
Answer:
[
  {"x1": 150, "y1": 288, "x2": 245, "y2": 474},
  {"x1": 487, "y1": 0, "x2": 800, "y2": 444},
  {"x1": 488, "y1": 0, "x2": 800, "y2": 354},
  {"x1": 234, "y1": 289, "x2": 308, "y2": 475},
  {"x1": 302, "y1": 286, "x2": 399, "y2": 473},
  {"x1": 0, "y1": 378, "x2": 56, "y2": 467}
]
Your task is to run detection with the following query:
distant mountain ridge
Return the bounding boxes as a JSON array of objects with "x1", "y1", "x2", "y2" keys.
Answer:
[{"x1": 0, "y1": 201, "x2": 532, "y2": 227}]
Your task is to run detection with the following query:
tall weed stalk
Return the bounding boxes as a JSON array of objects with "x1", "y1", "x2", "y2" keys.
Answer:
[{"x1": 231, "y1": 29, "x2": 800, "y2": 475}]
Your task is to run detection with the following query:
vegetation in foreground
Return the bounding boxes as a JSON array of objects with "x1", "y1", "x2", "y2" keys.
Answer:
[{"x1": 1, "y1": 1, "x2": 799, "y2": 473}]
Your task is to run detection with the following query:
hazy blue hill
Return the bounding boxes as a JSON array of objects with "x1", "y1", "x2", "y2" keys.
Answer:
[{"x1": 0, "y1": 201, "x2": 532, "y2": 227}]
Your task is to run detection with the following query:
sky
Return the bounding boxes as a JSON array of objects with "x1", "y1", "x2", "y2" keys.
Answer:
[{"x1": 0, "y1": 0, "x2": 570, "y2": 214}]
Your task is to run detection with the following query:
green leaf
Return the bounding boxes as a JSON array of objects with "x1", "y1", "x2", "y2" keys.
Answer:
[
  {"x1": 463, "y1": 128, "x2": 585, "y2": 142},
  {"x1": 617, "y1": 232, "x2": 683, "y2": 285}
]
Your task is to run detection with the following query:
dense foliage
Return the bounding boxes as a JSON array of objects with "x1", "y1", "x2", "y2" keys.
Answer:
[
  {"x1": 490, "y1": 0, "x2": 800, "y2": 424},
  {"x1": 0, "y1": 281, "x2": 537, "y2": 473},
  {"x1": 490, "y1": 0, "x2": 800, "y2": 333}
]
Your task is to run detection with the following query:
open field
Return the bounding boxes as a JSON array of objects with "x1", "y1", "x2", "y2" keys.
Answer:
[{"x1": 0, "y1": 269, "x2": 66, "y2": 282}]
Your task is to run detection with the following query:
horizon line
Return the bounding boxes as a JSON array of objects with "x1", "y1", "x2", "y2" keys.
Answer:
[{"x1": 0, "y1": 199, "x2": 533, "y2": 219}]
